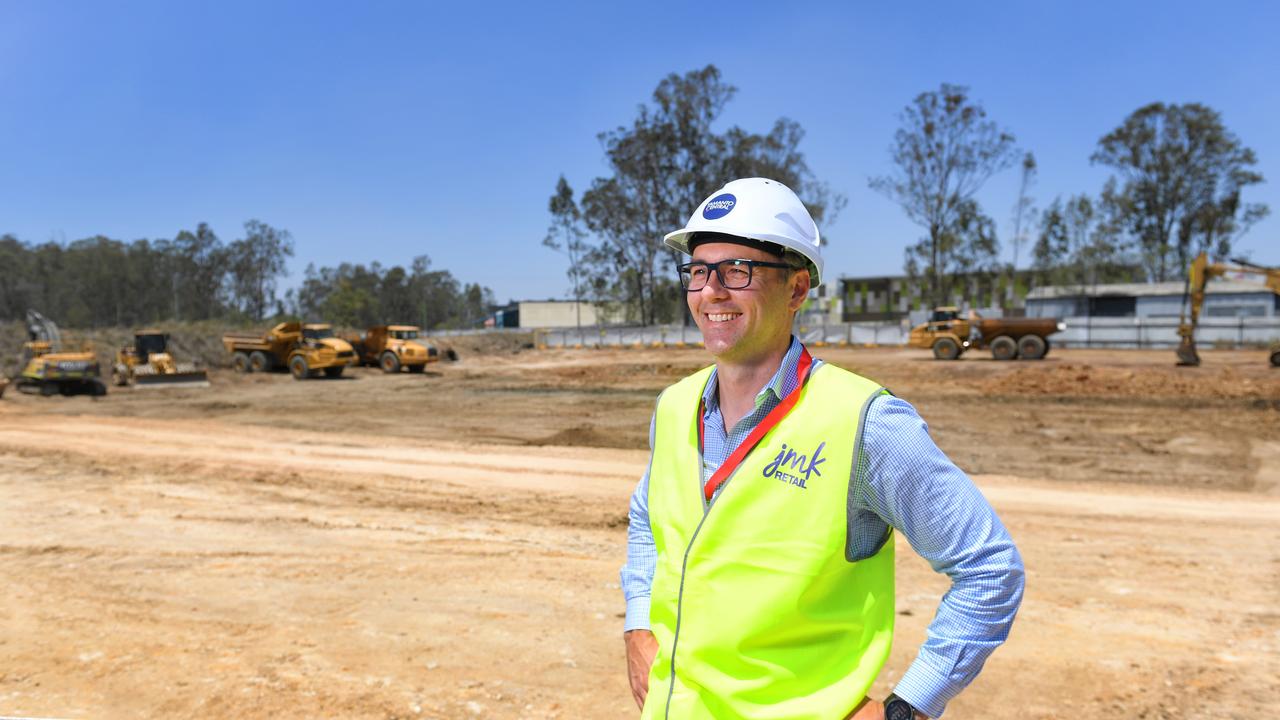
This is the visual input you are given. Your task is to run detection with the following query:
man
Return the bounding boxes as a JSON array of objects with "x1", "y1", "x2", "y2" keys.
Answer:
[{"x1": 621, "y1": 178, "x2": 1024, "y2": 719}]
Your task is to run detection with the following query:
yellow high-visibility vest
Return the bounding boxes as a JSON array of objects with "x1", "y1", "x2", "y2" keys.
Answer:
[{"x1": 643, "y1": 362, "x2": 894, "y2": 720}]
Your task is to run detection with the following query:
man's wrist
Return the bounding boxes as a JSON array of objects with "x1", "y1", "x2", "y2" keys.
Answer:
[{"x1": 883, "y1": 693, "x2": 929, "y2": 720}]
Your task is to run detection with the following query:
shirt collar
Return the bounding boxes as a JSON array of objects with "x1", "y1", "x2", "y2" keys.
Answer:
[{"x1": 702, "y1": 335, "x2": 804, "y2": 413}]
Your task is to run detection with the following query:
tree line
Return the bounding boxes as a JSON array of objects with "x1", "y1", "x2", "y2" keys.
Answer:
[
  {"x1": 546, "y1": 67, "x2": 1269, "y2": 316},
  {"x1": 0, "y1": 221, "x2": 492, "y2": 330}
]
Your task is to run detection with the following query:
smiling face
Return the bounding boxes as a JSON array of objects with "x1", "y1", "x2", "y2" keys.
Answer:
[{"x1": 687, "y1": 241, "x2": 810, "y2": 366}]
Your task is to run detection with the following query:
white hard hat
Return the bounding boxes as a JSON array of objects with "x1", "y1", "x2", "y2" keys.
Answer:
[{"x1": 664, "y1": 177, "x2": 824, "y2": 287}]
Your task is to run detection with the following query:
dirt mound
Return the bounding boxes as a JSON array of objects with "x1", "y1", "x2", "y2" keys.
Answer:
[{"x1": 981, "y1": 361, "x2": 1280, "y2": 399}]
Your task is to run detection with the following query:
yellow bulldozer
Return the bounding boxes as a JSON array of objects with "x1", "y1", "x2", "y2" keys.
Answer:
[
  {"x1": 1177, "y1": 252, "x2": 1280, "y2": 367},
  {"x1": 112, "y1": 330, "x2": 210, "y2": 389},
  {"x1": 8, "y1": 310, "x2": 107, "y2": 397}
]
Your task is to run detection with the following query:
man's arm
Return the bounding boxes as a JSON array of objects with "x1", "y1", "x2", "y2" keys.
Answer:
[
  {"x1": 857, "y1": 395, "x2": 1025, "y2": 718},
  {"x1": 621, "y1": 414, "x2": 659, "y2": 709}
]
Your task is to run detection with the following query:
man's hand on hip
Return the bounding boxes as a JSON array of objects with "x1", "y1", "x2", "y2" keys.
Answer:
[
  {"x1": 624, "y1": 629, "x2": 658, "y2": 710},
  {"x1": 846, "y1": 697, "x2": 884, "y2": 720}
]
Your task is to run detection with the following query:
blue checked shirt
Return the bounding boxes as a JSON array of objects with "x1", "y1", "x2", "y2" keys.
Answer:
[{"x1": 621, "y1": 337, "x2": 1024, "y2": 718}]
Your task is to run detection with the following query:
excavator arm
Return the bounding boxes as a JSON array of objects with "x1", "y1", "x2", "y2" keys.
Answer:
[
  {"x1": 1177, "y1": 252, "x2": 1280, "y2": 366},
  {"x1": 25, "y1": 309, "x2": 62, "y2": 348}
]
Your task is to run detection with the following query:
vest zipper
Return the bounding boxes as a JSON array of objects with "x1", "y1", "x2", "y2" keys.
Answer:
[{"x1": 663, "y1": 451, "x2": 737, "y2": 718}]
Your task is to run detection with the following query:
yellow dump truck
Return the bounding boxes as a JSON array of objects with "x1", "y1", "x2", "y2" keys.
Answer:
[
  {"x1": 113, "y1": 330, "x2": 210, "y2": 389},
  {"x1": 344, "y1": 325, "x2": 439, "y2": 373},
  {"x1": 222, "y1": 322, "x2": 356, "y2": 380},
  {"x1": 908, "y1": 306, "x2": 1065, "y2": 360}
]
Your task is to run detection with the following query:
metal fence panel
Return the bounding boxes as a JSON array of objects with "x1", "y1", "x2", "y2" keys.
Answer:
[{"x1": 528, "y1": 316, "x2": 1277, "y2": 350}]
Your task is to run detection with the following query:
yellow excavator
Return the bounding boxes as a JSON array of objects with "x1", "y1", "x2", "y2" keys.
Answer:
[
  {"x1": 9, "y1": 310, "x2": 108, "y2": 396},
  {"x1": 113, "y1": 330, "x2": 210, "y2": 389},
  {"x1": 1177, "y1": 252, "x2": 1280, "y2": 367}
]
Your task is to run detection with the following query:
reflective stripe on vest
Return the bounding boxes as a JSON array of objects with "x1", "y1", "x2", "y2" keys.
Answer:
[{"x1": 644, "y1": 361, "x2": 895, "y2": 720}]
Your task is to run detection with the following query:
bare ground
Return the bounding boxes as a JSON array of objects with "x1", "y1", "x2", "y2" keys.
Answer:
[{"x1": 1, "y1": 346, "x2": 1278, "y2": 718}]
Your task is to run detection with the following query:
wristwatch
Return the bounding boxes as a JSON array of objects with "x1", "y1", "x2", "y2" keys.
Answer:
[{"x1": 883, "y1": 693, "x2": 919, "y2": 720}]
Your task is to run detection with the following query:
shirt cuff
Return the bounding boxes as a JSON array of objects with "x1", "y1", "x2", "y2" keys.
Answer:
[
  {"x1": 624, "y1": 595, "x2": 651, "y2": 632},
  {"x1": 894, "y1": 658, "x2": 960, "y2": 719}
]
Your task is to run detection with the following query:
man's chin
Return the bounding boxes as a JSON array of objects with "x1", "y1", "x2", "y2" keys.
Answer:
[{"x1": 700, "y1": 332, "x2": 741, "y2": 358}]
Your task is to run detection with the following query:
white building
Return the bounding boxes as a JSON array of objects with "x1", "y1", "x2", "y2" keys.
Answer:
[{"x1": 1026, "y1": 279, "x2": 1278, "y2": 319}]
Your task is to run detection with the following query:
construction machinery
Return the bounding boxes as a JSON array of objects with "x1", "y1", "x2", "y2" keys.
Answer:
[
  {"x1": 113, "y1": 330, "x2": 210, "y2": 389},
  {"x1": 908, "y1": 306, "x2": 1065, "y2": 360},
  {"x1": 1176, "y1": 252, "x2": 1280, "y2": 367},
  {"x1": 223, "y1": 322, "x2": 356, "y2": 380},
  {"x1": 344, "y1": 325, "x2": 439, "y2": 373},
  {"x1": 10, "y1": 310, "x2": 107, "y2": 396}
]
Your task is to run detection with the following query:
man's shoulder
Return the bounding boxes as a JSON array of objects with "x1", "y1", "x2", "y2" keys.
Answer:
[{"x1": 810, "y1": 360, "x2": 884, "y2": 396}]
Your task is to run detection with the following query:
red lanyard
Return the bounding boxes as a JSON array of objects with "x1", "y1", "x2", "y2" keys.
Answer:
[{"x1": 698, "y1": 347, "x2": 815, "y2": 502}]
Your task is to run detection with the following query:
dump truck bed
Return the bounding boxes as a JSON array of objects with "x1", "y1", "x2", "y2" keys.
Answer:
[
  {"x1": 222, "y1": 334, "x2": 276, "y2": 352},
  {"x1": 976, "y1": 317, "x2": 1061, "y2": 341}
]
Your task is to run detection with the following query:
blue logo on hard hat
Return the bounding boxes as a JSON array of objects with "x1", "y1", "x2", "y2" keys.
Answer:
[{"x1": 702, "y1": 193, "x2": 736, "y2": 220}]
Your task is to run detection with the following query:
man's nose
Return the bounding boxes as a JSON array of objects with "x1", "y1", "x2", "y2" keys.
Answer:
[{"x1": 699, "y1": 268, "x2": 731, "y2": 298}]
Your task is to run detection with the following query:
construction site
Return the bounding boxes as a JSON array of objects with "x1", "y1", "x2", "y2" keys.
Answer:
[
  {"x1": 5, "y1": 5, "x2": 1280, "y2": 718},
  {"x1": 1, "y1": 323, "x2": 1277, "y2": 718}
]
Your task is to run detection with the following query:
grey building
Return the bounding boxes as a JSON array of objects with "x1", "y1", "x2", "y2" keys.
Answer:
[
  {"x1": 1025, "y1": 280, "x2": 1279, "y2": 319},
  {"x1": 838, "y1": 270, "x2": 1037, "y2": 322}
]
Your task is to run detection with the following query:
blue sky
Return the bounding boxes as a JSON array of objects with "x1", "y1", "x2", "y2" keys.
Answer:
[{"x1": 2, "y1": 1, "x2": 1277, "y2": 302}]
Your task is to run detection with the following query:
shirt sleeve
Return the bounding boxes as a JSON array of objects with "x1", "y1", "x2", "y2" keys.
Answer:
[
  {"x1": 620, "y1": 412, "x2": 658, "y2": 632},
  {"x1": 856, "y1": 395, "x2": 1025, "y2": 718}
]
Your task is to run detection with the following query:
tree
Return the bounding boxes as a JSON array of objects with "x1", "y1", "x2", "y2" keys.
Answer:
[
  {"x1": 870, "y1": 83, "x2": 1020, "y2": 306},
  {"x1": 1033, "y1": 192, "x2": 1138, "y2": 290},
  {"x1": 226, "y1": 220, "x2": 294, "y2": 320},
  {"x1": 1091, "y1": 102, "x2": 1268, "y2": 281},
  {"x1": 904, "y1": 200, "x2": 1000, "y2": 305},
  {"x1": 543, "y1": 176, "x2": 593, "y2": 329},
  {"x1": 171, "y1": 222, "x2": 228, "y2": 321},
  {"x1": 1009, "y1": 152, "x2": 1037, "y2": 271},
  {"x1": 571, "y1": 65, "x2": 841, "y2": 325}
]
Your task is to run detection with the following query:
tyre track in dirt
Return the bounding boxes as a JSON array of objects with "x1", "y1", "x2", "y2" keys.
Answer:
[{"x1": 0, "y1": 413, "x2": 648, "y2": 499}]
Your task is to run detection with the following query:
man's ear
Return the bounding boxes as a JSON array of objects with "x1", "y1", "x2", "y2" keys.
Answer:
[{"x1": 788, "y1": 268, "x2": 811, "y2": 311}]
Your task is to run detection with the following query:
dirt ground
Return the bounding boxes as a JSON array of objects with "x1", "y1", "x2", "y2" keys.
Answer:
[{"x1": 1, "y1": 346, "x2": 1278, "y2": 719}]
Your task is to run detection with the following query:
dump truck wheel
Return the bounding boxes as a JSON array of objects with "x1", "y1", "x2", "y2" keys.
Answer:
[
  {"x1": 1270, "y1": 349, "x2": 1280, "y2": 367},
  {"x1": 407, "y1": 363, "x2": 425, "y2": 373},
  {"x1": 232, "y1": 352, "x2": 252, "y2": 373},
  {"x1": 932, "y1": 337, "x2": 960, "y2": 360},
  {"x1": 323, "y1": 366, "x2": 344, "y2": 378},
  {"x1": 1017, "y1": 334, "x2": 1047, "y2": 360},
  {"x1": 990, "y1": 335, "x2": 1018, "y2": 361},
  {"x1": 249, "y1": 351, "x2": 270, "y2": 373},
  {"x1": 290, "y1": 356, "x2": 310, "y2": 380},
  {"x1": 380, "y1": 352, "x2": 401, "y2": 373}
]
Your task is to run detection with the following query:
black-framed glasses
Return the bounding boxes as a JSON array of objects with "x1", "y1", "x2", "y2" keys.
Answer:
[{"x1": 677, "y1": 258, "x2": 797, "y2": 292}]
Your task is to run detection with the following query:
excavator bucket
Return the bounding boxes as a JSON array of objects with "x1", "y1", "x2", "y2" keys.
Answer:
[
  {"x1": 131, "y1": 365, "x2": 211, "y2": 389},
  {"x1": 1175, "y1": 336, "x2": 1201, "y2": 367}
]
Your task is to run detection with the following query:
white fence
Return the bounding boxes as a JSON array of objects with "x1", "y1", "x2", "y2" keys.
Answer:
[
  {"x1": 1053, "y1": 316, "x2": 1280, "y2": 349},
  {"x1": 536, "y1": 321, "x2": 910, "y2": 348},
  {"x1": 533, "y1": 316, "x2": 1280, "y2": 350}
]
